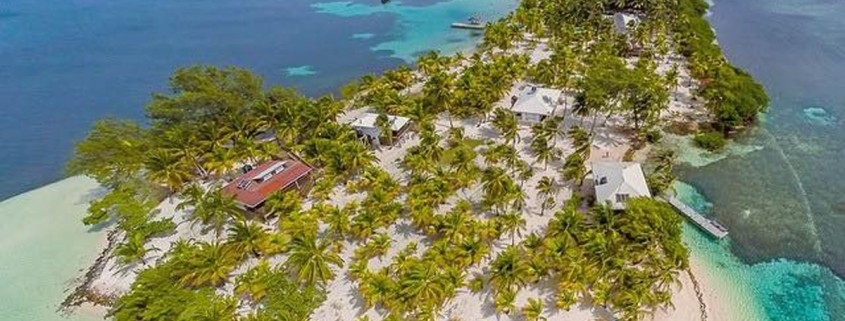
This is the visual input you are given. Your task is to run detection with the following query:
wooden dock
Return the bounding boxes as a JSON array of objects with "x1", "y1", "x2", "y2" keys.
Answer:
[
  {"x1": 451, "y1": 22, "x2": 485, "y2": 30},
  {"x1": 662, "y1": 195, "x2": 729, "y2": 239}
]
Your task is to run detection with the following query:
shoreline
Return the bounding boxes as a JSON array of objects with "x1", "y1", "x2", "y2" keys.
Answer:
[
  {"x1": 60, "y1": 227, "x2": 120, "y2": 315},
  {"x1": 65, "y1": 48, "x2": 743, "y2": 321},
  {"x1": 57, "y1": 0, "x2": 772, "y2": 320}
]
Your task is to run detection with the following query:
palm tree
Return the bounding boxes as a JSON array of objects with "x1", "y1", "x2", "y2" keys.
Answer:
[
  {"x1": 494, "y1": 288, "x2": 517, "y2": 315},
  {"x1": 399, "y1": 261, "x2": 447, "y2": 311},
  {"x1": 324, "y1": 204, "x2": 351, "y2": 239},
  {"x1": 489, "y1": 245, "x2": 531, "y2": 293},
  {"x1": 264, "y1": 190, "x2": 302, "y2": 218},
  {"x1": 515, "y1": 160, "x2": 534, "y2": 188},
  {"x1": 481, "y1": 166, "x2": 516, "y2": 214},
  {"x1": 235, "y1": 260, "x2": 272, "y2": 303},
  {"x1": 285, "y1": 232, "x2": 344, "y2": 287},
  {"x1": 492, "y1": 108, "x2": 519, "y2": 146},
  {"x1": 498, "y1": 211, "x2": 526, "y2": 245},
  {"x1": 510, "y1": 187, "x2": 527, "y2": 212},
  {"x1": 562, "y1": 152, "x2": 586, "y2": 186},
  {"x1": 665, "y1": 64, "x2": 680, "y2": 92},
  {"x1": 358, "y1": 270, "x2": 396, "y2": 309},
  {"x1": 417, "y1": 50, "x2": 449, "y2": 77},
  {"x1": 449, "y1": 145, "x2": 477, "y2": 176},
  {"x1": 458, "y1": 236, "x2": 489, "y2": 266},
  {"x1": 423, "y1": 71, "x2": 456, "y2": 126},
  {"x1": 536, "y1": 176, "x2": 558, "y2": 216},
  {"x1": 184, "y1": 188, "x2": 243, "y2": 237},
  {"x1": 145, "y1": 149, "x2": 193, "y2": 192},
  {"x1": 203, "y1": 146, "x2": 238, "y2": 177},
  {"x1": 162, "y1": 127, "x2": 209, "y2": 178},
  {"x1": 178, "y1": 295, "x2": 238, "y2": 321},
  {"x1": 114, "y1": 233, "x2": 157, "y2": 266},
  {"x1": 343, "y1": 141, "x2": 377, "y2": 176},
  {"x1": 437, "y1": 200, "x2": 472, "y2": 242},
  {"x1": 227, "y1": 219, "x2": 270, "y2": 257},
  {"x1": 179, "y1": 241, "x2": 240, "y2": 287},
  {"x1": 530, "y1": 135, "x2": 558, "y2": 170},
  {"x1": 522, "y1": 297, "x2": 546, "y2": 321},
  {"x1": 367, "y1": 233, "x2": 393, "y2": 259}
]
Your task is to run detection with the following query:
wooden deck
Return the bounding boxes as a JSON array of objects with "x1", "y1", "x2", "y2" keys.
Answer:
[{"x1": 662, "y1": 194, "x2": 729, "y2": 239}]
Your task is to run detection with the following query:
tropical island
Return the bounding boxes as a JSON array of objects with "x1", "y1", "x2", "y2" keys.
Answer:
[{"x1": 63, "y1": 0, "x2": 768, "y2": 320}]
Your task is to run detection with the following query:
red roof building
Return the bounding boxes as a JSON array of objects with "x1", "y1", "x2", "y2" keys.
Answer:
[{"x1": 222, "y1": 159, "x2": 312, "y2": 209}]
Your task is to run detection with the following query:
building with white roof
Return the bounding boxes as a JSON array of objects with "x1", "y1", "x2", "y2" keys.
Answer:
[
  {"x1": 591, "y1": 161, "x2": 652, "y2": 210},
  {"x1": 510, "y1": 85, "x2": 563, "y2": 123},
  {"x1": 350, "y1": 112, "x2": 412, "y2": 146}
]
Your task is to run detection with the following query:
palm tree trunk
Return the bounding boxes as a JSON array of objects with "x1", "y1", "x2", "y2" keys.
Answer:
[{"x1": 589, "y1": 111, "x2": 599, "y2": 137}]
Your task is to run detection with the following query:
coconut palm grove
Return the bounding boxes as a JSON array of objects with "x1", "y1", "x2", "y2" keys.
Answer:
[{"x1": 65, "y1": 0, "x2": 768, "y2": 320}]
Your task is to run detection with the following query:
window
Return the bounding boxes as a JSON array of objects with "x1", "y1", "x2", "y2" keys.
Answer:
[{"x1": 615, "y1": 194, "x2": 629, "y2": 203}]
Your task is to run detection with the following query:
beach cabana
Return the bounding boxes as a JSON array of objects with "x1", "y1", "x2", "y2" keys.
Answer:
[
  {"x1": 222, "y1": 159, "x2": 312, "y2": 210},
  {"x1": 510, "y1": 86, "x2": 563, "y2": 123},
  {"x1": 350, "y1": 112, "x2": 412, "y2": 146},
  {"x1": 591, "y1": 161, "x2": 651, "y2": 210}
]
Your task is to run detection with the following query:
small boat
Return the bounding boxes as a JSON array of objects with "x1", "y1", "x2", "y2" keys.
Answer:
[
  {"x1": 451, "y1": 16, "x2": 485, "y2": 30},
  {"x1": 381, "y1": 0, "x2": 390, "y2": 4}
]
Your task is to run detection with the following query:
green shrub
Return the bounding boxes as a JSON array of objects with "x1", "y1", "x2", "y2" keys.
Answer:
[{"x1": 693, "y1": 132, "x2": 727, "y2": 152}]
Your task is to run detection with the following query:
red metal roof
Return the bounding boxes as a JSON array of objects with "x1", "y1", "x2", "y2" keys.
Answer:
[{"x1": 222, "y1": 160, "x2": 312, "y2": 208}]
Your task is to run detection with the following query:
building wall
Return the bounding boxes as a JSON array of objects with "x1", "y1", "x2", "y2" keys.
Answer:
[
  {"x1": 354, "y1": 126, "x2": 381, "y2": 144},
  {"x1": 514, "y1": 111, "x2": 545, "y2": 123}
]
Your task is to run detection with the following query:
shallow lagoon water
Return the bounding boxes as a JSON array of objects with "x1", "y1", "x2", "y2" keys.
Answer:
[
  {"x1": 677, "y1": 181, "x2": 845, "y2": 321},
  {"x1": 0, "y1": 177, "x2": 106, "y2": 321},
  {"x1": 313, "y1": 0, "x2": 518, "y2": 62}
]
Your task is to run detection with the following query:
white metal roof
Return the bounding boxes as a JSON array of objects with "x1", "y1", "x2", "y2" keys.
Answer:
[
  {"x1": 512, "y1": 86, "x2": 562, "y2": 116},
  {"x1": 592, "y1": 161, "x2": 651, "y2": 209},
  {"x1": 252, "y1": 161, "x2": 286, "y2": 181},
  {"x1": 351, "y1": 113, "x2": 410, "y2": 131}
]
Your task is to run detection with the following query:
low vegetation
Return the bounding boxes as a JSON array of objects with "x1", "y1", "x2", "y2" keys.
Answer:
[{"x1": 693, "y1": 131, "x2": 728, "y2": 152}]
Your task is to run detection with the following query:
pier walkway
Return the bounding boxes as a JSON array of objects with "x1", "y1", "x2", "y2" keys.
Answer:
[
  {"x1": 661, "y1": 194, "x2": 728, "y2": 239},
  {"x1": 451, "y1": 22, "x2": 485, "y2": 30}
]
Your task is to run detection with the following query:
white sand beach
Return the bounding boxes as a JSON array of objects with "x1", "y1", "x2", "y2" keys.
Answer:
[{"x1": 70, "y1": 30, "x2": 746, "y2": 321}]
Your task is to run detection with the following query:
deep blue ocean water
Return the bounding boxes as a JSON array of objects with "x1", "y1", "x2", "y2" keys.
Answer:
[
  {"x1": 1, "y1": 0, "x2": 844, "y2": 320},
  {"x1": 0, "y1": 1, "x2": 514, "y2": 319},
  {"x1": 0, "y1": 0, "x2": 495, "y2": 200}
]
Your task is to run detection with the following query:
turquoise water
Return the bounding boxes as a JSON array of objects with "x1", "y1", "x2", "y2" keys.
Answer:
[
  {"x1": 675, "y1": 0, "x2": 845, "y2": 319},
  {"x1": 676, "y1": 182, "x2": 845, "y2": 321},
  {"x1": 0, "y1": 177, "x2": 106, "y2": 321},
  {"x1": 313, "y1": 0, "x2": 518, "y2": 62}
]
